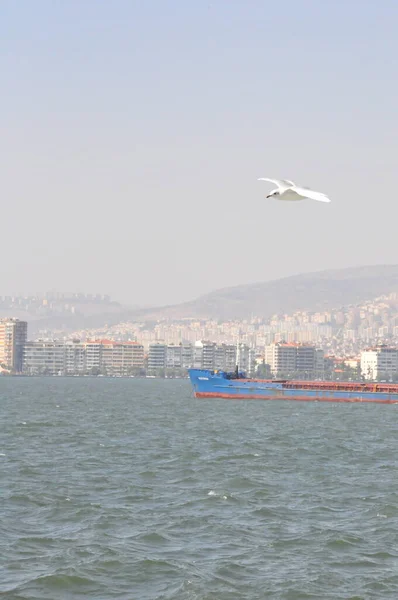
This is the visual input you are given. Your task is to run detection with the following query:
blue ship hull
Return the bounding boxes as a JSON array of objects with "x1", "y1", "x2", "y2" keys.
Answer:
[{"x1": 188, "y1": 369, "x2": 398, "y2": 404}]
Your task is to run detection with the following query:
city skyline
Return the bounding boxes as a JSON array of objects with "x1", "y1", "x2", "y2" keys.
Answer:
[
  {"x1": 2, "y1": 315, "x2": 398, "y2": 382},
  {"x1": 4, "y1": 283, "x2": 398, "y2": 352}
]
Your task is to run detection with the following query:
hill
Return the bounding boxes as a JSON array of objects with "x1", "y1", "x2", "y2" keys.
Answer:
[
  {"x1": 126, "y1": 265, "x2": 398, "y2": 322},
  {"x1": 22, "y1": 265, "x2": 398, "y2": 333}
]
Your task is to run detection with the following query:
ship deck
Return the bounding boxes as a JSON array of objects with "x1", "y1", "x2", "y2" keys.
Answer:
[{"x1": 236, "y1": 378, "x2": 398, "y2": 394}]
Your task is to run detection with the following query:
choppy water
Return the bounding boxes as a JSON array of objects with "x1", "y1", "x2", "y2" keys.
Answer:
[{"x1": 2, "y1": 377, "x2": 398, "y2": 599}]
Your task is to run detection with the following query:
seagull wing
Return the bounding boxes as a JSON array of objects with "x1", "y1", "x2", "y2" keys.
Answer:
[
  {"x1": 293, "y1": 186, "x2": 331, "y2": 203},
  {"x1": 258, "y1": 178, "x2": 295, "y2": 190}
]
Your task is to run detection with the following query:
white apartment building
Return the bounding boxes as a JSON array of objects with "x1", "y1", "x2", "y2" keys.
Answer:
[
  {"x1": 85, "y1": 342, "x2": 103, "y2": 372},
  {"x1": 181, "y1": 343, "x2": 194, "y2": 368},
  {"x1": 265, "y1": 343, "x2": 296, "y2": 375},
  {"x1": 264, "y1": 343, "x2": 324, "y2": 377},
  {"x1": 65, "y1": 340, "x2": 86, "y2": 374},
  {"x1": 360, "y1": 346, "x2": 398, "y2": 380},
  {"x1": 237, "y1": 343, "x2": 256, "y2": 376},
  {"x1": 193, "y1": 341, "x2": 216, "y2": 370},
  {"x1": 23, "y1": 341, "x2": 66, "y2": 375},
  {"x1": 166, "y1": 344, "x2": 183, "y2": 368}
]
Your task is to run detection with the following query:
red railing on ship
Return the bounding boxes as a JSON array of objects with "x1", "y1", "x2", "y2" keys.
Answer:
[
  {"x1": 282, "y1": 381, "x2": 398, "y2": 394},
  {"x1": 236, "y1": 378, "x2": 398, "y2": 394}
]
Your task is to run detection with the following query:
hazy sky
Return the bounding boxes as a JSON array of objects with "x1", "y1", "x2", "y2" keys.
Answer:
[{"x1": 2, "y1": 1, "x2": 398, "y2": 306}]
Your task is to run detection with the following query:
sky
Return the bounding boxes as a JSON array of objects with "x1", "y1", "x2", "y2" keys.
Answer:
[{"x1": 1, "y1": 0, "x2": 398, "y2": 306}]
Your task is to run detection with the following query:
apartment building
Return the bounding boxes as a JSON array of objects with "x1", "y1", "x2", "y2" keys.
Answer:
[
  {"x1": 181, "y1": 343, "x2": 194, "y2": 368},
  {"x1": 23, "y1": 341, "x2": 66, "y2": 375},
  {"x1": 214, "y1": 344, "x2": 237, "y2": 371},
  {"x1": 237, "y1": 343, "x2": 257, "y2": 376},
  {"x1": 192, "y1": 341, "x2": 254, "y2": 373},
  {"x1": 265, "y1": 343, "x2": 296, "y2": 375},
  {"x1": 360, "y1": 346, "x2": 398, "y2": 380},
  {"x1": 65, "y1": 340, "x2": 86, "y2": 375},
  {"x1": 166, "y1": 344, "x2": 183, "y2": 368},
  {"x1": 148, "y1": 343, "x2": 167, "y2": 372},
  {"x1": 101, "y1": 341, "x2": 144, "y2": 375},
  {"x1": 85, "y1": 342, "x2": 103, "y2": 372},
  {"x1": 265, "y1": 343, "x2": 324, "y2": 377},
  {"x1": 0, "y1": 318, "x2": 28, "y2": 372}
]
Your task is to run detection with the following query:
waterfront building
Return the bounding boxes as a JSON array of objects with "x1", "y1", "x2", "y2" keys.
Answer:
[
  {"x1": 85, "y1": 342, "x2": 103, "y2": 372},
  {"x1": 23, "y1": 341, "x2": 65, "y2": 375},
  {"x1": 65, "y1": 340, "x2": 86, "y2": 375},
  {"x1": 0, "y1": 318, "x2": 28, "y2": 372},
  {"x1": 360, "y1": 346, "x2": 398, "y2": 380},
  {"x1": 236, "y1": 344, "x2": 257, "y2": 376},
  {"x1": 214, "y1": 344, "x2": 236, "y2": 371},
  {"x1": 193, "y1": 341, "x2": 205, "y2": 368},
  {"x1": 265, "y1": 343, "x2": 296, "y2": 375},
  {"x1": 101, "y1": 341, "x2": 144, "y2": 375},
  {"x1": 181, "y1": 343, "x2": 194, "y2": 368},
  {"x1": 264, "y1": 343, "x2": 324, "y2": 377},
  {"x1": 166, "y1": 344, "x2": 183, "y2": 368},
  {"x1": 202, "y1": 341, "x2": 216, "y2": 370},
  {"x1": 148, "y1": 343, "x2": 167, "y2": 372}
]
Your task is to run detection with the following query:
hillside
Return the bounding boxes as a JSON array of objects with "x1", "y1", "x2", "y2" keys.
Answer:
[
  {"x1": 22, "y1": 265, "x2": 398, "y2": 333},
  {"x1": 126, "y1": 265, "x2": 398, "y2": 322}
]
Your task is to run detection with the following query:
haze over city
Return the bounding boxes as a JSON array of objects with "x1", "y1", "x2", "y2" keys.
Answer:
[{"x1": 2, "y1": 0, "x2": 398, "y2": 306}]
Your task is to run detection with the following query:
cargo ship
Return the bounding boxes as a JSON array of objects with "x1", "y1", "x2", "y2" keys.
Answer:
[{"x1": 188, "y1": 369, "x2": 398, "y2": 404}]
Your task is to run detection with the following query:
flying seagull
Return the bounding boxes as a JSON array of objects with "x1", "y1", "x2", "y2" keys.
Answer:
[{"x1": 258, "y1": 178, "x2": 331, "y2": 203}]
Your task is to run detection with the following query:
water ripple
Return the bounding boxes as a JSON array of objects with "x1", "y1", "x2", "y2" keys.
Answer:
[{"x1": 2, "y1": 377, "x2": 398, "y2": 599}]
